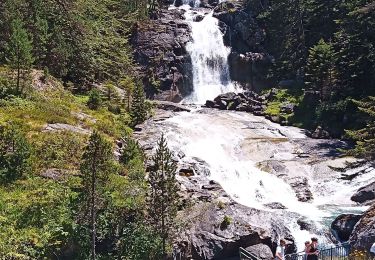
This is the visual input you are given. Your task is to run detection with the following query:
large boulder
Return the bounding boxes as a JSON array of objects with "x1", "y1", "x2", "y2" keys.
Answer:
[
  {"x1": 351, "y1": 181, "x2": 375, "y2": 204},
  {"x1": 205, "y1": 91, "x2": 269, "y2": 114},
  {"x1": 172, "y1": 173, "x2": 293, "y2": 260},
  {"x1": 311, "y1": 126, "x2": 330, "y2": 139},
  {"x1": 132, "y1": 9, "x2": 193, "y2": 101},
  {"x1": 350, "y1": 204, "x2": 375, "y2": 250},
  {"x1": 153, "y1": 100, "x2": 191, "y2": 112},
  {"x1": 331, "y1": 214, "x2": 362, "y2": 241},
  {"x1": 179, "y1": 201, "x2": 292, "y2": 260},
  {"x1": 245, "y1": 244, "x2": 274, "y2": 260},
  {"x1": 227, "y1": 52, "x2": 271, "y2": 91}
]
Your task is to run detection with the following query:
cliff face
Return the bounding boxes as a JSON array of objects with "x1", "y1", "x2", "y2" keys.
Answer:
[
  {"x1": 213, "y1": 0, "x2": 272, "y2": 91},
  {"x1": 131, "y1": 9, "x2": 193, "y2": 102},
  {"x1": 350, "y1": 204, "x2": 375, "y2": 250}
]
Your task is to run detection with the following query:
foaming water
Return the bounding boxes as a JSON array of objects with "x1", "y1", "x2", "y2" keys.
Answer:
[
  {"x1": 160, "y1": 110, "x2": 375, "y2": 249},
  {"x1": 171, "y1": 3, "x2": 239, "y2": 103},
  {"x1": 166, "y1": 0, "x2": 374, "y2": 251}
]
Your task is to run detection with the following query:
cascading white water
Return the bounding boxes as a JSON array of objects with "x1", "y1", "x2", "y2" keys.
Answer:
[
  {"x1": 174, "y1": 3, "x2": 238, "y2": 103},
  {"x1": 177, "y1": 0, "x2": 201, "y2": 7},
  {"x1": 166, "y1": 0, "x2": 374, "y2": 252},
  {"x1": 160, "y1": 110, "x2": 375, "y2": 251}
]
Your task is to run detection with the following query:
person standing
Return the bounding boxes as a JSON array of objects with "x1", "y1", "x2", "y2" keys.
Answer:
[
  {"x1": 304, "y1": 241, "x2": 311, "y2": 260},
  {"x1": 370, "y1": 242, "x2": 375, "y2": 256},
  {"x1": 307, "y1": 237, "x2": 319, "y2": 260},
  {"x1": 275, "y1": 239, "x2": 286, "y2": 260}
]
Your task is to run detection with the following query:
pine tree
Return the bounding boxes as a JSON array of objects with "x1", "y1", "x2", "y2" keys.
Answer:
[
  {"x1": 303, "y1": 0, "x2": 342, "y2": 47},
  {"x1": 346, "y1": 97, "x2": 375, "y2": 161},
  {"x1": 87, "y1": 88, "x2": 102, "y2": 110},
  {"x1": 305, "y1": 39, "x2": 336, "y2": 100},
  {"x1": 130, "y1": 83, "x2": 147, "y2": 127},
  {"x1": 334, "y1": 1, "x2": 375, "y2": 98},
  {"x1": 148, "y1": 134, "x2": 179, "y2": 258},
  {"x1": 80, "y1": 131, "x2": 114, "y2": 260},
  {"x1": 0, "y1": 122, "x2": 31, "y2": 184},
  {"x1": 6, "y1": 17, "x2": 34, "y2": 94},
  {"x1": 119, "y1": 137, "x2": 144, "y2": 166},
  {"x1": 119, "y1": 77, "x2": 135, "y2": 112}
]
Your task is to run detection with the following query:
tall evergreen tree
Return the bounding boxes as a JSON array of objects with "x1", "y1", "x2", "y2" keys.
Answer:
[
  {"x1": 303, "y1": 0, "x2": 342, "y2": 46},
  {"x1": 119, "y1": 137, "x2": 144, "y2": 166},
  {"x1": 130, "y1": 83, "x2": 147, "y2": 127},
  {"x1": 346, "y1": 97, "x2": 375, "y2": 161},
  {"x1": 80, "y1": 131, "x2": 114, "y2": 260},
  {"x1": 334, "y1": 1, "x2": 375, "y2": 98},
  {"x1": 6, "y1": 17, "x2": 34, "y2": 93},
  {"x1": 148, "y1": 134, "x2": 179, "y2": 258},
  {"x1": 305, "y1": 39, "x2": 336, "y2": 100},
  {"x1": 0, "y1": 122, "x2": 31, "y2": 184},
  {"x1": 260, "y1": 0, "x2": 306, "y2": 81},
  {"x1": 119, "y1": 77, "x2": 135, "y2": 112}
]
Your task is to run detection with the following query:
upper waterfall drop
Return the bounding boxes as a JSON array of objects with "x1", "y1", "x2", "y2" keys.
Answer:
[
  {"x1": 178, "y1": 0, "x2": 201, "y2": 7},
  {"x1": 174, "y1": 2, "x2": 239, "y2": 104}
]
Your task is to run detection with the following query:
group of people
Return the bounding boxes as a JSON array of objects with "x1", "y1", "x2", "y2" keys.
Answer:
[
  {"x1": 275, "y1": 238, "x2": 319, "y2": 260},
  {"x1": 303, "y1": 238, "x2": 319, "y2": 260}
]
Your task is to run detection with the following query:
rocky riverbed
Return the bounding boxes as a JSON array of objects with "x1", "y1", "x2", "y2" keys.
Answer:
[{"x1": 134, "y1": 104, "x2": 375, "y2": 259}]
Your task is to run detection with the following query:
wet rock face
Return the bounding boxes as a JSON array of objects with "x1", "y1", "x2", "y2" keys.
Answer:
[
  {"x1": 213, "y1": 1, "x2": 265, "y2": 54},
  {"x1": 213, "y1": 1, "x2": 270, "y2": 88},
  {"x1": 227, "y1": 52, "x2": 271, "y2": 91},
  {"x1": 331, "y1": 214, "x2": 362, "y2": 242},
  {"x1": 351, "y1": 181, "x2": 375, "y2": 204},
  {"x1": 350, "y1": 204, "x2": 375, "y2": 250},
  {"x1": 132, "y1": 9, "x2": 193, "y2": 102}
]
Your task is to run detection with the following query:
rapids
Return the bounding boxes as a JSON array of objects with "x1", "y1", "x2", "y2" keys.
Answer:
[{"x1": 161, "y1": 0, "x2": 375, "y2": 251}]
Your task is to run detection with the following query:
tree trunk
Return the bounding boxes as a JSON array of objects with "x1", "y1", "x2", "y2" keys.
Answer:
[
  {"x1": 250, "y1": 61, "x2": 254, "y2": 91},
  {"x1": 91, "y1": 168, "x2": 96, "y2": 260},
  {"x1": 16, "y1": 63, "x2": 20, "y2": 94},
  {"x1": 90, "y1": 147, "x2": 99, "y2": 260}
]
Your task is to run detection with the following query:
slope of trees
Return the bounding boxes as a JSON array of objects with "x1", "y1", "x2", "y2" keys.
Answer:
[
  {"x1": 0, "y1": 0, "x2": 173, "y2": 259},
  {"x1": 255, "y1": 0, "x2": 374, "y2": 140}
]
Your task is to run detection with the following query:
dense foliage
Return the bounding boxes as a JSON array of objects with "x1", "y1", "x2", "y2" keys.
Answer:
[
  {"x1": 0, "y1": 0, "x2": 175, "y2": 259},
  {"x1": 346, "y1": 97, "x2": 375, "y2": 161},
  {"x1": 0, "y1": 0, "x2": 373, "y2": 258},
  {"x1": 254, "y1": 0, "x2": 374, "y2": 138}
]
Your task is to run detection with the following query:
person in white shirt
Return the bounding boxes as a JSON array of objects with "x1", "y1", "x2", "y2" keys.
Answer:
[
  {"x1": 370, "y1": 242, "x2": 375, "y2": 255},
  {"x1": 275, "y1": 239, "x2": 286, "y2": 260}
]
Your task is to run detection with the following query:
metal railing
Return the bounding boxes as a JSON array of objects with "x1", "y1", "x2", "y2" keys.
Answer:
[
  {"x1": 239, "y1": 247, "x2": 261, "y2": 260},
  {"x1": 285, "y1": 242, "x2": 351, "y2": 260}
]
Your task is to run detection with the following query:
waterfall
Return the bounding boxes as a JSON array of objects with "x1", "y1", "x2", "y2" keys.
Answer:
[
  {"x1": 175, "y1": 3, "x2": 238, "y2": 104},
  {"x1": 186, "y1": 0, "x2": 201, "y2": 7},
  {"x1": 166, "y1": 0, "x2": 375, "y2": 252}
]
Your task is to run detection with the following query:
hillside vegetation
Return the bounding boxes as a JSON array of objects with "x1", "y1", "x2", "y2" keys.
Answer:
[
  {"x1": 247, "y1": 0, "x2": 374, "y2": 158},
  {"x1": 0, "y1": 0, "x2": 172, "y2": 259}
]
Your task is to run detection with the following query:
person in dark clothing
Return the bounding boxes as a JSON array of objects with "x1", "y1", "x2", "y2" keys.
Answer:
[{"x1": 306, "y1": 237, "x2": 319, "y2": 260}]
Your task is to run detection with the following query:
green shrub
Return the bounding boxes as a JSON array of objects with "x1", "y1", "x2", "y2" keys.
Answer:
[
  {"x1": 87, "y1": 88, "x2": 102, "y2": 110},
  {"x1": 0, "y1": 178, "x2": 74, "y2": 259},
  {"x1": 0, "y1": 122, "x2": 31, "y2": 184},
  {"x1": 221, "y1": 215, "x2": 232, "y2": 230},
  {"x1": 32, "y1": 131, "x2": 87, "y2": 171},
  {"x1": 217, "y1": 200, "x2": 226, "y2": 210}
]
